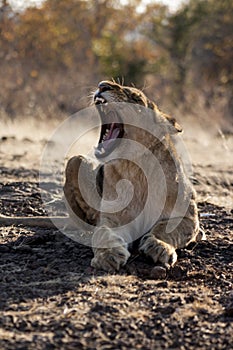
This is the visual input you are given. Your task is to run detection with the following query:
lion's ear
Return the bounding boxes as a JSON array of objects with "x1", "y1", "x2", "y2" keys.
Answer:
[
  {"x1": 163, "y1": 113, "x2": 183, "y2": 134},
  {"x1": 147, "y1": 99, "x2": 182, "y2": 133}
]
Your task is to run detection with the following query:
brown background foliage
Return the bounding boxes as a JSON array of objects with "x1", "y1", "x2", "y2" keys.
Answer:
[{"x1": 0, "y1": 0, "x2": 232, "y2": 127}]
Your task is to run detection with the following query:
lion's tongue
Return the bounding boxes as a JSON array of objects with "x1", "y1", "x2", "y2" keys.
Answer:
[{"x1": 103, "y1": 124, "x2": 120, "y2": 149}]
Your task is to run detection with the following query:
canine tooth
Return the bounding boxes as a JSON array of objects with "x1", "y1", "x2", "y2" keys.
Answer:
[
  {"x1": 94, "y1": 146, "x2": 105, "y2": 155},
  {"x1": 95, "y1": 96, "x2": 106, "y2": 104}
]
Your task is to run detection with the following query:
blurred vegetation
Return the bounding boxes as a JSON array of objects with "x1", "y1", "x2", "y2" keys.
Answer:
[{"x1": 0, "y1": 0, "x2": 232, "y2": 123}]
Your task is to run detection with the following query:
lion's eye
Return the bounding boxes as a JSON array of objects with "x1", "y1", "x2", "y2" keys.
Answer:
[
  {"x1": 132, "y1": 94, "x2": 142, "y2": 102},
  {"x1": 123, "y1": 88, "x2": 134, "y2": 98}
]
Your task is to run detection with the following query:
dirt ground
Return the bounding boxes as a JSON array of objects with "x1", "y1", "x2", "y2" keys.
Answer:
[{"x1": 0, "y1": 117, "x2": 232, "y2": 350}]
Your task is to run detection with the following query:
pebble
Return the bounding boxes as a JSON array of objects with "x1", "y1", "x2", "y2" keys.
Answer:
[
  {"x1": 150, "y1": 266, "x2": 167, "y2": 280},
  {"x1": 13, "y1": 245, "x2": 32, "y2": 253},
  {"x1": 169, "y1": 265, "x2": 186, "y2": 279},
  {"x1": 225, "y1": 303, "x2": 233, "y2": 317},
  {"x1": 0, "y1": 245, "x2": 10, "y2": 253}
]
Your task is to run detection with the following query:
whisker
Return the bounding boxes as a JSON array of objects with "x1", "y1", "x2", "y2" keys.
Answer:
[{"x1": 141, "y1": 79, "x2": 151, "y2": 92}]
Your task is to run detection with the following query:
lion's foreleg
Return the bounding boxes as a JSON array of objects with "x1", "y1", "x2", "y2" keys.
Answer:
[{"x1": 91, "y1": 221, "x2": 130, "y2": 271}]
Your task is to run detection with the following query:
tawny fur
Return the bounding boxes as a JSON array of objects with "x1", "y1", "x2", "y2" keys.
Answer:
[
  {"x1": 64, "y1": 81, "x2": 204, "y2": 272},
  {"x1": 0, "y1": 81, "x2": 204, "y2": 271}
]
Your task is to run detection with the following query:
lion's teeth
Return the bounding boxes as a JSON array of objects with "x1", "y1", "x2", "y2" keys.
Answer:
[
  {"x1": 94, "y1": 146, "x2": 105, "y2": 155},
  {"x1": 102, "y1": 129, "x2": 110, "y2": 141},
  {"x1": 95, "y1": 97, "x2": 106, "y2": 104}
]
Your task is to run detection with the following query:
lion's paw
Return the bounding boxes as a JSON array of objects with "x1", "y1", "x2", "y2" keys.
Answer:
[
  {"x1": 139, "y1": 234, "x2": 177, "y2": 268},
  {"x1": 91, "y1": 246, "x2": 130, "y2": 272}
]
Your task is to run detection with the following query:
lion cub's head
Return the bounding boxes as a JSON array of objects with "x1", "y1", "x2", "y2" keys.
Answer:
[
  {"x1": 93, "y1": 80, "x2": 182, "y2": 158},
  {"x1": 94, "y1": 80, "x2": 159, "y2": 109}
]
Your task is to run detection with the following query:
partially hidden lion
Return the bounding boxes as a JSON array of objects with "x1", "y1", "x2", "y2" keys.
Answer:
[{"x1": 63, "y1": 80, "x2": 205, "y2": 272}]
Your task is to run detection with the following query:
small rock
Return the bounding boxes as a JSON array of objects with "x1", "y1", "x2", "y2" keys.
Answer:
[
  {"x1": 150, "y1": 266, "x2": 167, "y2": 280},
  {"x1": 225, "y1": 303, "x2": 233, "y2": 317},
  {"x1": 156, "y1": 281, "x2": 169, "y2": 288},
  {"x1": 169, "y1": 265, "x2": 186, "y2": 279},
  {"x1": 156, "y1": 305, "x2": 175, "y2": 315},
  {"x1": 14, "y1": 245, "x2": 32, "y2": 253},
  {"x1": 0, "y1": 245, "x2": 10, "y2": 253}
]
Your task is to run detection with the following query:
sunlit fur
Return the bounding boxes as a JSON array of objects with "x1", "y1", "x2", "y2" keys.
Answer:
[{"x1": 64, "y1": 81, "x2": 204, "y2": 272}]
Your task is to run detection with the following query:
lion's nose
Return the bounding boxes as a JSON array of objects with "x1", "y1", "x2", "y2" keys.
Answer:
[
  {"x1": 94, "y1": 89, "x2": 103, "y2": 100},
  {"x1": 94, "y1": 82, "x2": 112, "y2": 100}
]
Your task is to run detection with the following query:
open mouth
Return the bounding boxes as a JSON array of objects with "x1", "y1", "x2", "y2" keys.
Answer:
[{"x1": 94, "y1": 96, "x2": 124, "y2": 158}]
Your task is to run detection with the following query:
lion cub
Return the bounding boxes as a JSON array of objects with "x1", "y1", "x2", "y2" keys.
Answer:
[{"x1": 64, "y1": 81, "x2": 204, "y2": 272}]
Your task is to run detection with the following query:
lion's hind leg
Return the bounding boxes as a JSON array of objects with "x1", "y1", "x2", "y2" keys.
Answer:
[
  {"x1": 139, "y1": 215, "x2": 200, "y2": 268},
  {"x1": 139, "y1": 234, "x2": 177, "y2": 268},
  {"x1": 64, "y1": 155, "x2": 102, "y2": 227}
]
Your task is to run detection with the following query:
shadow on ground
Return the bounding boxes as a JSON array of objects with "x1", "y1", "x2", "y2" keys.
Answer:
[{"x1": 0, "y1": 166, "x2": 232, "y2": 349}]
